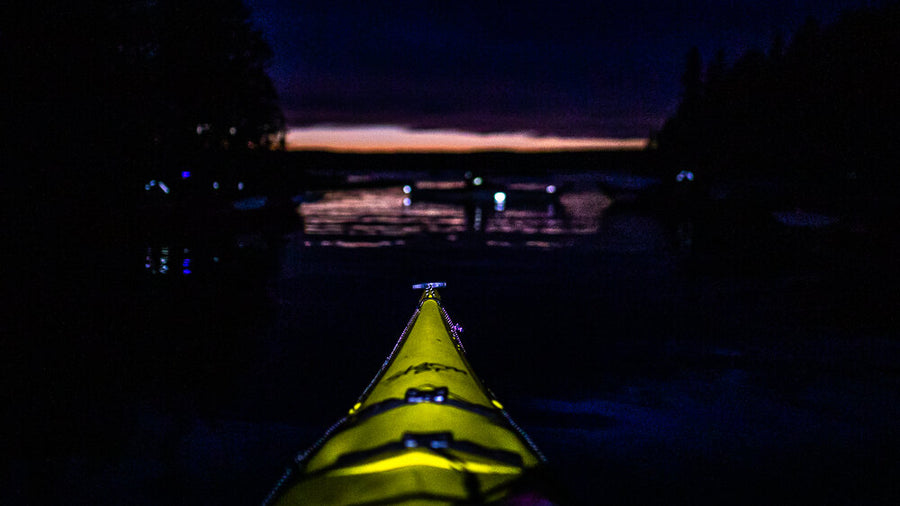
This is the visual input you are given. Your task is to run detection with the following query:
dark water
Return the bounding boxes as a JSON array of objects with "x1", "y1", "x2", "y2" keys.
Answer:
[{"x1": 8, "y1": 172, "x2": 899, "y2": 505}]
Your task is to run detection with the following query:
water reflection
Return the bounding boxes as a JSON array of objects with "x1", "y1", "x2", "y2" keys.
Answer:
[
  {"x1": 142, "y1": 233, "x2": 272, "y2": 276},
  {"x1": 297, "y1": 185, "x2": 612, "y2": 249},
  {"x1": 144, "y1": 245, "x2": 215, "y2": 276}
]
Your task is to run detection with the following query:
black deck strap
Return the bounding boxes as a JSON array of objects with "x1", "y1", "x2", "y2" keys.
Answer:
[
  {"x1": 313, "y1": 432, "x2": 525, "y2": 477},
  {"x1": 347, "y1": 393, "x2": 504, "y2": 428}
]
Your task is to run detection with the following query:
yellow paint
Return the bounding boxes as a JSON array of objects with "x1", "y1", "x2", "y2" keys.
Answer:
[{"x1": 329, "y1": 450, "x2": 523, "y2": 477}]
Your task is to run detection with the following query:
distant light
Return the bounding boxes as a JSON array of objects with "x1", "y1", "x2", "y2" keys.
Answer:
[
  {"x1": 676, "y1": 170, "x2": 694, "y2": 183},
  {"x1": 182, "y1": 269, "x2": 191, "y2": 275},
  {"x1": 158, "y1": 181, "x2": 170, "y2": 194},
  {"x1": 182, "y1": 259, "x2": 191, "y2": 267},
  {"x1": 402, "y1": 185, "x2": 412, "y2": 194},
  {"x1": 212, "y1": 256, "x2": 220, "y2": 262},
  {"x1": 145, "y1": 184, "x2": 151, "y2": 191},
  {"x1": 464, "y1": 171, "x2": 473, "y2": 180},
  {"x1": 473, "y1": 177, "x2": 483, "y2": 186},
  {"x1": 181, "y1": 171, "x2": 191, "y2": 179},
  {"x1": 212, "y1": 181, "x2": 220, "y2": 190},
  {"x1": 150, "y1": 180, "x2": 156, "y2": 186},
  {"x1": 494, "y1": 192, "x2": 506, "y2": 212},
  {"x1": 546, "y1": 184, "x2": 557, "y2": 194},
  {"x1": 237, "y1": 182, "x2": 245, "y2": 191},
  {"x1": 229, "y1": 126, "x2": 237, "y2": 136},
  {"x1": 402, "y1": 197, "x2": 412, "y2": 207}
]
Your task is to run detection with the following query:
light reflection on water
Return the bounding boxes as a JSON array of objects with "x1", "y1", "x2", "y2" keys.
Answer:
[
  {"x1": 298, "y1": 186, "x2": 612, "y2": 249},
  {"x1": 139, "y1": 177, "x2": 640, "y2": 274},
  {"x1": 142, "y1": 233, "x2": 271, "y2": 276}
]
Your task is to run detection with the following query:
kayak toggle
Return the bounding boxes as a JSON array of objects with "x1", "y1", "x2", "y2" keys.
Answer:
[
  {"x1": 412, "y1": 282, "x2": 446, "y2": 289},
  {"x1": 405, "y1": 386, "x2": 448, "y2": 404},
  {"x1": 413, "y1": 282, "x2": 446, "y2": 301}
]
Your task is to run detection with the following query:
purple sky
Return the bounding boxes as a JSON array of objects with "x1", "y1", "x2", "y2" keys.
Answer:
[{"x1": 245, "y1": 0, "x2": 878, "y2": 139}]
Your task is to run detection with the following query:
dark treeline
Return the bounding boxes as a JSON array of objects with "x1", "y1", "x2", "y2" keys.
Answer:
[
  {"x1": 2, "y1": 3, "x2": 286, "y2": 470},
  {"x1": 3, "y1": 0, "x2": 284, "y2": 189},
  {"x1": 2, "y1": 0, "x2": 287, "y2": 301},
  {"x1": 656, "y1": 2, "x2": 900, "y2": 209}
]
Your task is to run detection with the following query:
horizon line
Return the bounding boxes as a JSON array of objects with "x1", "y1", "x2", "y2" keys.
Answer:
[{"x1": 285, "y1": 124, "x2": 648, "y2": 153}]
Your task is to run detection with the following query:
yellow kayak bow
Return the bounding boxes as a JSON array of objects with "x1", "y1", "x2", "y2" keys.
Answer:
[{"x1": 263, "y1": 283, "x2": 548, "y2": 505}]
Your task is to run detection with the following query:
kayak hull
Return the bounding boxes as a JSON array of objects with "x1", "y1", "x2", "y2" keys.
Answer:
[{"x1": 265, "y1": 287, "x2": 547, "y2": 505}]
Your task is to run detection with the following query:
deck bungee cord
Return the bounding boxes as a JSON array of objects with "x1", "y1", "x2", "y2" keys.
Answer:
[{"x1": 262, "y1": 283, "x2": 551, "y2": 505}]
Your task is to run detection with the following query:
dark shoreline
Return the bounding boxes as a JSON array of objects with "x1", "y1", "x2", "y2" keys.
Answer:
[{"x1": 7, "y1": 154, "x2": 899, "y2": 505}]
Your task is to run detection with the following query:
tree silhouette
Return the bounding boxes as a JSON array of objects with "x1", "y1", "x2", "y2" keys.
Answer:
[
  {"x1": 680, "y1": 47, "x2": 703, "y2": 114},
  {"x1": 3, "y1": 0, "x2": 284, "y2": 167},
  {"x1": 655, "y1": 47, "x2": 705, "y2": 169}
]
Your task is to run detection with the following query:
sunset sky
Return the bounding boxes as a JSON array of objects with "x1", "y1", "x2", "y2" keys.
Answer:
[
  {"x1": 284, "y1": 125, "x2": 648, "y2": 152},
  {"x1": 245, "y1": 0, "x2": 876, "y2": 151}
]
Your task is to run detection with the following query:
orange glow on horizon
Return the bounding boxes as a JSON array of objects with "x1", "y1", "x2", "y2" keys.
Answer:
[{"x1": 286, "y1": 125, "x2": 648, "y2": 152}]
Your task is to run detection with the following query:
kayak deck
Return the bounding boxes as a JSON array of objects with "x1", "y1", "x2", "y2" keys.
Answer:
[{"x1": 264, "y1": 285, "x2": 547, "y2": 505}]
